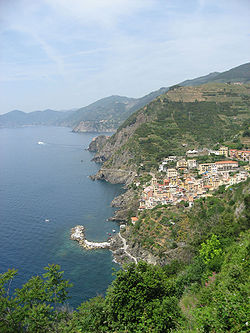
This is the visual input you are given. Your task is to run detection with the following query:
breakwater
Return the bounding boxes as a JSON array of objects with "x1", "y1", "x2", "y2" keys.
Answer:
[{"x1": 71, "y1": 225, "x2": 111, "y2": 250}]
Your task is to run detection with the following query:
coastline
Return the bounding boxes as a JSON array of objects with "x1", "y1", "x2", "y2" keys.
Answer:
[
  {"x1": 70, "y1": 225, "x2": 111, "y2": 250},
  {"x1": 71, "y1": 135, "x2": 156, "y2": 266}
]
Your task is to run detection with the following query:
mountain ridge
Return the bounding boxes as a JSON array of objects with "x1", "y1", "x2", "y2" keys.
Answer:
[{"x1": 1, "y1": 62, "x2": 249, "y2": 130}]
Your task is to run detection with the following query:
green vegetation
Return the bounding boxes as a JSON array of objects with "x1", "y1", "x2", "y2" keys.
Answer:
[
  {"x1": 128, "y1": 179, "x2": 250, "y2": 256},
  {"x1": 180, "y1": 62, "x2": 250, "y2": 86},
  {"x1": 0, "y1": 264, "x2": 72, "y2": 333},
  {"x1": 1, "y1": 180, "x2": 249, "y2": 332},
  {"x1": 105, "y1": 83, "x2": 250, "y2": 172}
]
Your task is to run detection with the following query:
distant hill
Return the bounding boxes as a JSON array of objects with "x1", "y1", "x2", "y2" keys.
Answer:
[
  {"x1": 67, "y1": 88, "x2": 169, "y2": 133},
  {"x1": 1, "y1": 62, "x2": 249, "y2": 131},
  {"x1": 0, "y1": 109, "x2": 74, "y2": 128},
  {"x1": 179, "y1": 72, "x2": 220, "y2": 86},
  {"x1": 0, "y1": 89, "x2": 168, "y2": 131},
  {"x1": 210, "y1": 62, "x2": 250, "y2": 84},
  {"x1": 70, "y1": 63, "x2": 250, "y2": 132},
  {"x1": 179, "y1": 62, "x2": 250, "y2": 86}
]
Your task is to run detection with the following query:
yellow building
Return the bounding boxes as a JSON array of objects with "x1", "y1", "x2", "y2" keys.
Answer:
[
  {"x1": 218, "y1": 146, "x2": 229, "y2": 157},
  {"x1": 243, "y1": 165, "x2": 250, "y2": 171},
  {"x1": 198, "y1": 163, "x2": 217, "y2": 175},
  {"x1": 176, "y1": 159, "x2": 187, "y2": 169},
  {"x1": 167, "y1": 168, "x2": 178, "y2": 178}
]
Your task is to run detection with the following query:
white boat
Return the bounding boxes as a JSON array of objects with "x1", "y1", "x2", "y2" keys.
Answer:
[
  {"x1": 45, "y1": 219, "x2": 50, "y2": 222},
  {"x1": 38, "y1": 141, "x2": 45, "y2": 145},
  {"x1": 112, "y1": 229, "x2": 116, "y2": 233}
]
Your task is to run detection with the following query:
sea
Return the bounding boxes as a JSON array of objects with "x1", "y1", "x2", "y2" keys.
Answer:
[{"x1": 0, "y1": 126, "x2": 123, "y2": 308}]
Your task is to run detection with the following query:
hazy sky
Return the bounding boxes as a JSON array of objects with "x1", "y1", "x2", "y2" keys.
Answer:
[{"x1": 0, "y1": 0, "x2": 249, "y2": 114}]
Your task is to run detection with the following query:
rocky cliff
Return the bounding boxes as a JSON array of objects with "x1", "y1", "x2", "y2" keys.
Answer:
[
  {"x1": 110, "y1": 189, "x2": 139, "y2": 221},
  {"x1": 92, "y1": 109, "x2": 152, "y2": 172},
  {"x1": 88, "y1": 135, "x2": 110, "y2": 152},
  {"x1": 72, "y1": 120, "x2": 116, "y2": 133}
]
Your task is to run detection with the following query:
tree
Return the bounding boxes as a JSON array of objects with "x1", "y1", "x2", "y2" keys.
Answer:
[
  {"x1": 105, "y1": 262, "x2": 181, "y2": 332},
  {"x1": 199, "y1": 234, "x2": 222, "y2": 265},
  {"x1": 0, "y1": 264, "x2": 72, "y2": 333}
]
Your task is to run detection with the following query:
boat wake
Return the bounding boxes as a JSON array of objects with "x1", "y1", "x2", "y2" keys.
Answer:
[{"x1": 37, "y1": 141, "x2": 83, "y2": 149}]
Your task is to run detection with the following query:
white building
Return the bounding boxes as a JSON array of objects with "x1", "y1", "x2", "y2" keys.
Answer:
[{"x1": 187, "y1": 159, "x2": 197, "y2": 169}]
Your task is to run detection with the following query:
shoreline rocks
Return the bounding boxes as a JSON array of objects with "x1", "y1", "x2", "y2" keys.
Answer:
[
  {"x1": 90, "y1": 168, "x2": 137, "y2": 185},
  {"x1": 70, "y1": 225, "x2": 110, "y2": 250}
]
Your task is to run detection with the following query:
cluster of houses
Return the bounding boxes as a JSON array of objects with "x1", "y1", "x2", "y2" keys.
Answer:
[
  {"x1": 138, "y1": 147, "x2": 249, "y2": 211},
  {"x1": 186, "y1": 146, "x2": 250, "y2": 161}
]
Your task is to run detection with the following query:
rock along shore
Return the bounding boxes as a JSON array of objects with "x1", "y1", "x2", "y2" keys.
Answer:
[{"x1": 70, "y1": 225, "x2": 110, "y2": 250}]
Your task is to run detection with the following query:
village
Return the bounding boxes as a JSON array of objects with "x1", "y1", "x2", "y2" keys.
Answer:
[{"x1": 138, "y1": 146, "x2": 250, "y2": 212}]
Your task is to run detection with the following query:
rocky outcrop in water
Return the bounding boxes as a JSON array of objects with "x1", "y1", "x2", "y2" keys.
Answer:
[
  {"x1": 90, "y1": 168, "x2": 137, "y2": 185},
  {"x1": 71, "y1": 225, "x2": 110, "y2": 250}
]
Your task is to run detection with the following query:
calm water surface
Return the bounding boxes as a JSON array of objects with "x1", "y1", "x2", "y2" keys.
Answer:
[{"x1": 0, "y1": 126, "x2": 122, "y2": 308}]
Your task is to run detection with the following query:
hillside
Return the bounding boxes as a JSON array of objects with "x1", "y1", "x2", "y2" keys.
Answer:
[
  {"x1": 93, "y1": 83, "x2": 250, "y2": 183},
  {"x1": 123, "y1": 178, "x2": 250, "y2": 262},
  {"x1": 69, "y1": 88, "x2": 169, "y2": 132},
  {"x1": 210, "y1": 62, "x2": 250, "y2": 84},
  {"x1": 0, "y1": 109, "x2": 74, "y2": 128},
  {"x1": 179, "y1": 62, "x2": 250, "y2": 86}
]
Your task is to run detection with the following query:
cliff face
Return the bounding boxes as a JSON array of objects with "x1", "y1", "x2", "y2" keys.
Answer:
[
  {"x1": 72, "y1": 121, "x2": 116, "y2": 133},
  {"x1": 91, "y1": 168, "x2": 136, "y2": 185},
  {"x1": 88, "y1": 135, "x2": 110, "y2": 152},
  {"x1": 92, "y1": 110, "x2": 151, "y2": 164},
  {"x1": 90, "y1": 110, "x2": 152, "y2": 184}
]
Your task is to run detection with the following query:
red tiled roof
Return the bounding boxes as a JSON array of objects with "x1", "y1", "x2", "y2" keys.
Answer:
[{"x1": 215, "y1": 161, "x2": 238, "y2": 164}]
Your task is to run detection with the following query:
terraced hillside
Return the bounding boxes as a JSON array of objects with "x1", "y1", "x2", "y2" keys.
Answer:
[{"x1": 94, "y1": 83, "x2": 250, "y2": 181}]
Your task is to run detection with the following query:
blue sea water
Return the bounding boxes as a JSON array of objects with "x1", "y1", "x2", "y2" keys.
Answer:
[{"x1": 0, "y1": 126, "x2": 122, "y2": 308}]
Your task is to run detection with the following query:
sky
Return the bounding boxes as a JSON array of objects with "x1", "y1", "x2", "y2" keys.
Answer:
[{"x1": 0, "y1": 0, "x2": 250, "y2": 114}]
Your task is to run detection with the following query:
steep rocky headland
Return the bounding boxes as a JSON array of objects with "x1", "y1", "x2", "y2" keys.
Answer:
[
  {"x1": 88, "y1": 135, "x2": 110, "y2": 153},
  {"x1": 72, "y1": 121, "x2": 116, "y2": 133}
]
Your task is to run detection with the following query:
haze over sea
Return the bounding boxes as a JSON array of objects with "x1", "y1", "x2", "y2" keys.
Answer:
[{"x1": 0, "y1": 126, "x2": 122, "y2": 308}]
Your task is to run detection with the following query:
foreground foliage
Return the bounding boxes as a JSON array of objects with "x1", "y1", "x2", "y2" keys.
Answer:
[
  {"x1": 0, "y1": 264, "x2": 72, "y2": 332},
  {"x1": 0, "y1": 180, "x2": 249, "y2": 332}
]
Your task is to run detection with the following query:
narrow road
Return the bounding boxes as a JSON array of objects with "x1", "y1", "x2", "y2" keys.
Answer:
[{"x1": 118, "y1": 232, "x2": 138, "y2": 264}]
